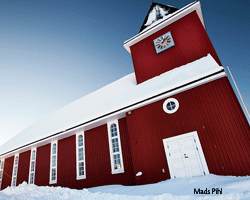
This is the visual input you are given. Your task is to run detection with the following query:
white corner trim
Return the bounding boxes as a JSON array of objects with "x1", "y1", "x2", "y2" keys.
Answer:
[
  {"x1": 76, "y1": 131, "x2": 86, "y2": 180},
  {"x1": 107, "y1": 120, "x2": 125, "y2": 174}
]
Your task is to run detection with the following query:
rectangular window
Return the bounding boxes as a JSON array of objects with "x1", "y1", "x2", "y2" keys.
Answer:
[
  {"x1": 29, "y1": 148, "x2": 37, "y2": 184},
  {"x1": 107, "y1": 120, "x2": 124, "y2": 174},
  {"x1": 11, "y1": 155, "x2": 19, "y2": 186},
  {"x1": 0, "y1": 159, "x2": 5, "y2": 190},
  {"x1": 50, "y1": 141, "x2": 57, "y2": 184},
  {"x1": 76, "y1": 132, "x2": 86, "y2": 179}
]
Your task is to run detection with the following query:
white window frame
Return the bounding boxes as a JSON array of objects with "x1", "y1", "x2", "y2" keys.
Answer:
[
  {"x1": 76, "y1": 132, "x2": 86, "y2": 180},
  {"x1": 107, "y1": 120, "x2": 124, "y2": 174},
  {"x1": 28, "y1": 147, "x2": 37, "y2": 184},
  {"x1": 50, "y1": 141, "x2": 58, "y2": 184},
  {"x1": 0, "y1": 159, "x2": 5, "y2": 190},
  {"x1": 163, "y1": 98, "x2": 179, "y2": 114},
  {"x1": 11, "y1": 154, "x2": 19, "y2": 186}
]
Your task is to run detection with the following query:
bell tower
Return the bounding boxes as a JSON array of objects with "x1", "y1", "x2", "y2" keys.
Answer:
[{"x1": 124, "y1": 1, "x2": 221, "y2": 84}]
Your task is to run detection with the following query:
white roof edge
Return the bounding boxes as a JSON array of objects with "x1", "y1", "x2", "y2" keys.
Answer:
[
  {"x1": 123, "y1": 1, "x2": 204, "y2": 54},
  {"x1": 0, "y1": 54, "x2": 224, "y2": 158}
]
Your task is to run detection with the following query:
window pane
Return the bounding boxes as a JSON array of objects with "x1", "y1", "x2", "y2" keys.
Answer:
[
  {"x1": 14, "y1": 157, "x2": 19, "y2": 166},
  {"x1": 78, "y1": 148, "x2": 84, "y2": 161},
  {"x1": 79, "y1": 162, "x2": 84, "y2": 176},
  {"x1": 113, "y1": 154, "x2": 121, "y2": 170},
  {"x1": 13, "y1": 166, "x2": 18, "y2": 176},
  {"x1": 167, "y1": 101, "x2": 176, "y2": 111},
  {"x1": 31, "y1": 161, "x2": 35, "y2": 172},
  {"x1": 111, "y1": 124, "x2": 117, "y2": 137},
  {"x1": 32, "y1": 150, "x2": 36, "y2": 160},
  {"x1": 12, "y1": 177, "x2": 17, "y2": 186},
  {"x1": 52, "y1": 144, "x2": 56, "y2": 154},
  {"x1": 52, "y1": 155, "x2": 56, "y2": 167},
  {"x1": 78, "y1": 135, "x2": 83, "y2": 147},
  {"x1": 52, "y1": 168, "x2": 56, "y2": 181},
  {"x1": 0, "y1": 162, "x2": 4, "y2": 170},
  {"x1": 112, "y1": 138, "x2": 119, "y2": 153},
  {"x1": 30, "y1": 173, "x2": 34, "y2": 184}
]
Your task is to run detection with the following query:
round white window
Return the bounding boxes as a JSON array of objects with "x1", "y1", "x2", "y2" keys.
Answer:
[{"x1": 163, "y1": 98, "x2": 179, "y2": 114}]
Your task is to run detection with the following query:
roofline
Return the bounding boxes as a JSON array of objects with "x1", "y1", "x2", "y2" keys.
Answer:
[
  {"x1": 123, "y1": 1, "x2": 204, "y2": 53},
  {"x1": 0, "y1": 68, "x2": 226, "y2": 158}
]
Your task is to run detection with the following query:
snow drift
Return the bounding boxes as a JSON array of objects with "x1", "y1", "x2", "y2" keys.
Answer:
[{"x1": 0, "y1": 174, "x2": 249, "y2": 200}]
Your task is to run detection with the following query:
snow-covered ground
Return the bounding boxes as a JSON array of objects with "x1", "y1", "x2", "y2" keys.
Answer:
[{"x1": 0, "y1": 174, "x2": 249, "y2": 200}]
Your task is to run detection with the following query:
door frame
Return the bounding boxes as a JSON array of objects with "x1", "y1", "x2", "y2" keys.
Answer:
[{"x1": 163, "y1": 131, "x2": 209, "y2": 178}]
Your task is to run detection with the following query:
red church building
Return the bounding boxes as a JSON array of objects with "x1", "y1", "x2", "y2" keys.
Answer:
[{"x1": 0, "y1": 1, "x2": 249, "y2": 190}]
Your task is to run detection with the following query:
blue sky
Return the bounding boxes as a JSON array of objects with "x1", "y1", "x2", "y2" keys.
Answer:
[{"x1": 0, "y1": 0, "x2": 249, "y2": 146}]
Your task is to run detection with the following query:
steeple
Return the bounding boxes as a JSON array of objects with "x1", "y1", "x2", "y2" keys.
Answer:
[
  {"x1": 124, "y1": 1, "x2": 222, "y2": 84},
  {"x1": 139, "y1": 2, "x2": 178, "y2": 33}
]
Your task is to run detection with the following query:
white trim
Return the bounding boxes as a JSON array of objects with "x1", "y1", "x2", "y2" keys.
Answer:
[
  {"x1": 107, "y1": 120, "x2": 124, "y2": 174},
  {"x1": 11, "y1": 154, "x2": 19, "y2": 186},
  {"x1": 0, "y1": 159, "x2": 5, "y2": 190},
  {"x1": 28, "y1": 147, "x2": 37, "y2": 184},
  {"x1": 163, "y1": 131, "x2": 209, "y2": 179},
  {"x1": 49, "y1": 141, "x2": 58, "y2": 184},
  {"x1": 76, "y1": 132, "x2": 86, "y2": 180},
  {"x1": 0, "y1": 69, "x2": 226, "y2": 160},
  {"x1": 124, "y1": 1, "x2": 204, "y2": 53},
  {"x1": 163, "y1": 98, "x2": 179, "y2": 114}
]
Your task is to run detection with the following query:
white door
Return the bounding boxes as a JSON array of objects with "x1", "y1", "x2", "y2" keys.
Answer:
[{"x1": 163, "y1": 131, "x2": 209, "y2": 178}]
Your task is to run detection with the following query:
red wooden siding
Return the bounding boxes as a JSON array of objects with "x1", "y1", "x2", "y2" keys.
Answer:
[
  {"x1": 51, "y1": 121, "x2": 134, "y2": 189},
  {"x1": 1, "y1": 156, "x2": 14, "y2": 190},
  {"x1": 126, "y1": 77, "x2": 250, "y2": 184},
  {"x1": 35, "y1": 144, "x2": 50, "y2": 186},
  {"x1": 77, "y1": 121, "x2": 134, "y2": 188},
  {"x1": 117, "y1": 118, "x2": 135, "y2": 185},
  {"x1": 130, "y1": 11, "x2": 222, "y2": 84},
  {"x1": 16, "y1": 150, "x2": 31, "y2": 186},
  {"x1": 0, "y1": 119, "x2": 134, "y2": 190},
  {"x1": 57, "y1": 135, "x2": 76, "y2": 188}
]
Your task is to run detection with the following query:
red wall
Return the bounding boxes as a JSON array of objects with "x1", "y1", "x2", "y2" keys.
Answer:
[
  {"x1": 73, "y1": 121, "x2": 134, "y2": 188},
  {"x1": 130, "y1": 11, "x2": 222, "y2": 84},
  {"x1": 35, "y1": 144, "x2": 50, "y2": 186},
  {"x1": 118, "y1": 118, "x2": 135, "y2": 185},
  {"x1": 17, "y1": 150, "x2": 31, "y2": 186},
  {"x1": 126, "y1": 77, "x2": 250, "y2": 184},
  {"x1": 1, "y1": 156, "x2": 14, "y2": 190},
  {"x1": 0, "y1": 118, "x2": 135, "y2": 190},
  {"x1": 2, "y1": 78, "x2": 248, "y2": 188},
  {"x1": 57, "y1": 135, "x2": 76, "y2": 188}
]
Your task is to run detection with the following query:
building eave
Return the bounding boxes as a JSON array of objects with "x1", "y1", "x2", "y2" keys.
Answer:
[{"x1": 0, "y1": 68, "x2": 226, "y2": 159}]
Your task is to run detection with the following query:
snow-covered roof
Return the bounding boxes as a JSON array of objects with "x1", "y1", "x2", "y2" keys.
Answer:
[{"x1": 0, "y1": 54, "x2": 224, "y2": 156}]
